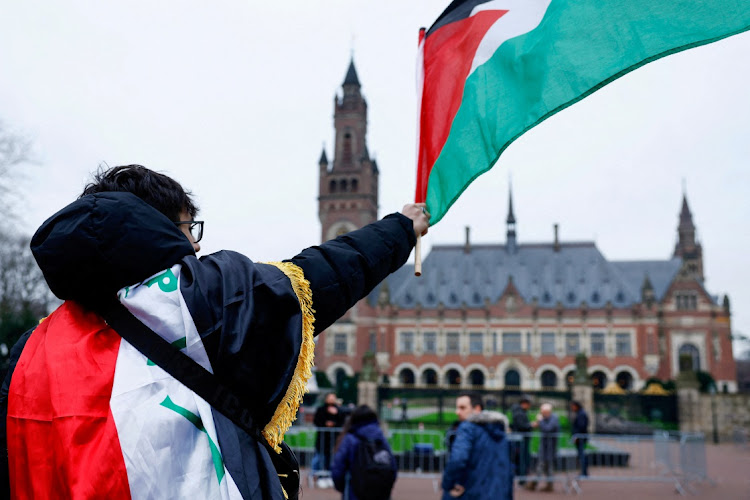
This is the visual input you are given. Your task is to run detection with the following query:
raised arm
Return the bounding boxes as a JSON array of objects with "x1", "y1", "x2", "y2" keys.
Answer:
[{"x1": 289, "y1": 205, "x2": 429, "y2": 334}]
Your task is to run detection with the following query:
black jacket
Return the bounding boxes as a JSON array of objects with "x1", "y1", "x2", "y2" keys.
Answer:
[{"x1": 1, "y1": 191, "x2": 415, "y2": 499}]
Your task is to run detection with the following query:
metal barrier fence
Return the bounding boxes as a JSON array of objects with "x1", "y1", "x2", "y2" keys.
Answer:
[
  {"x1": 285, "y1": 427, "x2": 709, "y2": 495},
  {"x1": 284, "y1": 426, "x2": 446, "y2": 490}
]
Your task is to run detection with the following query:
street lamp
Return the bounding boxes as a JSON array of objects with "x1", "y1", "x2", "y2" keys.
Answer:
[{"x1": 709, "y1": 383, "x2": 719, "y2": 444}]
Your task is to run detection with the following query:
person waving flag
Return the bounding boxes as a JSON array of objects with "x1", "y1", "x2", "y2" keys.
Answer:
[{"x1": 416, "y1": 0, "x2": 750, "y2": 224}]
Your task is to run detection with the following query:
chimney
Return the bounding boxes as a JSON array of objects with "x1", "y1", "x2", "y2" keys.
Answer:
[
  {"x1": 464, "y1": 226, "x2": 471, "y2": 253},
  {"x1": 554, "y1": 223, "x2": 560, "y2": 252}
]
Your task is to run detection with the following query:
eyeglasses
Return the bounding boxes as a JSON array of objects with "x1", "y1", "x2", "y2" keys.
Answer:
[{"x1": 174, "y1": 220, "x2": 204, "y2": 243}]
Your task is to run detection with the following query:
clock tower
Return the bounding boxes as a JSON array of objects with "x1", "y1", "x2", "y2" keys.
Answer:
[{"x1": 318, "y1": 59, "x2": 379, "y2": 243}]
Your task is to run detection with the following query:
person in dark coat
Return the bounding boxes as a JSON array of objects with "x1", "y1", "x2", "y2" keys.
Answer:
[
  {"x1": 527, "y1": 403, "x2": 559, "y2": 492},
  {"x1": 313, "y1": 392, "x2": 345, "y2": 486},
  {"x1": 330, "y1": 405, "x2": 397, "y2": 500},
  {"x1": 570, "y1": 401, "x2": 589, "y2": 476},
  {"x1": 510, "y1": 395, "x2": 533, "y2": 485},
  {"x1": 442, "y1": 409, "x2": 514, "y2": 500},
  {"x1": 0, "y1": 165, "x2": 430, "y2": 500}
]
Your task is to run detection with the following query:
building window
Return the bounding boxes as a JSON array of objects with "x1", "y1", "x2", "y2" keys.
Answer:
[
  {"x1": 676, "y1": 293, "x2": 698, "y2": 310},
  {"x1": 399, "y1": 368, "x2": 415, "y2": 386},
  {"x1": 541, "y1": 332, "x2": 556, "y2": 355},
  {"x1": 423, "y1": 331, "x2": 437, "y2": 354},
  {"x1": 679, "y1": 343, "x2": 701, "y2": 371},
  {"x1": 504, "y1": 369, "x2": 521, "y2": 388},
  {"x1": 541, "y1": 370, "x2": 558, "y2": 389},
  {"x1": 502, "y1": 332, "x2": 522, "y2": 353},
  {"x1": 469, "y1": 370, "x2": 485, "y2": 387},
  {"x1": 333, "y1": 333, "x2": 347, "y2": 355},
  {"x1": 590, "y1": 332, "x2": 605, "y2": 356},
  {"x1": 422, "y1": 368, "x2": 438, "y2": 386},
  {"x1": 446, "y1": 332, "x2": 460, "y2": 354},
  {"x1": 445, "y1": 369, "x2": 461, "y2": 386},
  {"x1": 615, "y1": 333, "x2": 632, "y2": 356},
  {"x1": 369, "y1": 331, "x2": 377, "y2": 352},
  {"x1": 469, "y1": 332, "x2": 484, "y2": 354},
  {"x1": 399, "y1": 331, "x2": 414, "y2": 354},
  {"x1": 565, "y1": 333, "x2": 581, "y2": 355}
]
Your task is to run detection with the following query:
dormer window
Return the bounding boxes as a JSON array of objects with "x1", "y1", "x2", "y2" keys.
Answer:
[{"x1": 676, "y1": 292, "x2": 698, "y2": 310}]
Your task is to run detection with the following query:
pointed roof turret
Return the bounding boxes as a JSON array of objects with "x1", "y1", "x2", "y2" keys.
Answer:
[
  {"x1": 343, "y1": 59, "x2": 360, "y2": 86},
  {"x1": 506, "y1": 183, "x2": 517, "y2": 254},
  {"x1": 679, "y1": 194, "x2": 694, "y2": 228},
  {"x1": 319, "y1": 147, "x2": 328, "y2": 165}
]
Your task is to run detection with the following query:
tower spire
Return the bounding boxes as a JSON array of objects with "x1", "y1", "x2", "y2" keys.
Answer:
[
  {"x1": 506, "y1": 180, "x2": 517, "y2": 254},
  {"x1": 673, "y1": 188, "x2": 703, "y2": 281}
]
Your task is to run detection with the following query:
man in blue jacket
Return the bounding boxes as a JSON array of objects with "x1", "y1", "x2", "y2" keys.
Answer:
[{"x1": 442, "y1": 393, "x2": 513, "y2": 500}]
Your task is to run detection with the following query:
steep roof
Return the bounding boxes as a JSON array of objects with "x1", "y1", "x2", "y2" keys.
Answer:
[
  {"x1": 343, "y1": 59, "x2": 360, "y2": 86},
  {"x1": 369, "y1": 242, "x2": 683, "y2": 310}
]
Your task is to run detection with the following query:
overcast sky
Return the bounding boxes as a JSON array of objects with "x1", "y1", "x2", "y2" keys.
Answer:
[{"x1": 1, "y1": 1, "x2": 749, "y2": 355}]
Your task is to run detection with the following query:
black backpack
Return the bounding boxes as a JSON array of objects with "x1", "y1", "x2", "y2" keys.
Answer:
[{"x1": 350, "y1": 435, "x2": 396, "y2": 500}]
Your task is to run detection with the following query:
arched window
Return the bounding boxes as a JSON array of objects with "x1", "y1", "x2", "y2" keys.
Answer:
[
  {"x1": 329, "y1": 179, "x2": 337, "y2": 193},
  {"x1": 504, "y1": 369, "x2": 521, "y2": 388},
  {"x1": 351, "y1": 178, "x2": 358, "y2": 192},
  {"x1": 340, "y1": 179, "x2": 348, "y2": 192},
  {"x1": 399, "y1": 368, "x2": 415, "y2": 386},
  {"x1": 445, "y1": 369, "x2": 461, "y2": 386},
  {"x1": 679, "y1": 343, "x2": 700, "y2": 371},
  {"x1": 616, "y1": 371, "x2": 633, "y2": 390},
  {"x1": 541, "y1": 370, "x2": 558, "y2": 389},
  {"x1": 591, "y1": 371, "x2": 607, "y2": 390},
  {"x1": 469, "y1": 370, "x2": 485, "y2": 388},
  {"x1": 422, "y1": 368, "x2": 438, "y2": 386},
  {"x1": 342, "y1": 132, "x2": 353, "y2": 164}
]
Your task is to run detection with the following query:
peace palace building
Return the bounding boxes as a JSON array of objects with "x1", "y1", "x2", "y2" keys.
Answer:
[{"x1": 314, "y1": 61, "x2": 738, "y2": 393}]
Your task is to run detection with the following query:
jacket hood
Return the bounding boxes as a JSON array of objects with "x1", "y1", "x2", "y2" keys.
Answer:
[
  {"x1": 351, "y1": 420, "x2": 386, "y2": 441},
  {"x1": 467, "y1": 411, "x2": 508, "y2": 441},
  {"x1": 31, "y1": 191, "x2": 194, "y2": 307}
]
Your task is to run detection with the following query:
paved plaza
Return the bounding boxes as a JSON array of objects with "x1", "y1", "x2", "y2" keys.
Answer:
[{"x1": 299, "y1": 442, "x2": 750, "y2": 499}]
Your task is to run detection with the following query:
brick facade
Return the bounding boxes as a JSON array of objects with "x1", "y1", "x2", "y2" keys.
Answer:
[{"x1": 314, "y1": 61, "x2": 738, "y2": 394}]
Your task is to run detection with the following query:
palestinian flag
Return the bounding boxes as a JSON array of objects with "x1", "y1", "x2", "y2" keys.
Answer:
[{"x1": 416, "y1": 0, "x2": 750, "y2": 224}]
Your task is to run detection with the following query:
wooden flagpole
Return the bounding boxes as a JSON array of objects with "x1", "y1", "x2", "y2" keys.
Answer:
[{"x1": 414, "y1": 234, "x2": 422, "y2": 276}]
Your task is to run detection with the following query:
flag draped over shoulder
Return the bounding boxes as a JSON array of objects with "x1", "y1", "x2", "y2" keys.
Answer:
[{"x1": 416, "y1": 0, "x2": 750, "y2": 224}]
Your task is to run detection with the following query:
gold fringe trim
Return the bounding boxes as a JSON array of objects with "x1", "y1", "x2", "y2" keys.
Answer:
[{"x1": 261, "y1": 262, "x2": 316, "y2": 453}]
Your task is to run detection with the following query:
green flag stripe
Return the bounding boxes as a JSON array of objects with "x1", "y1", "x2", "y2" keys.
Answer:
[
  {"x1": 426, "y1": 0, "x2": 750, "y2": 224},
  {"x1": 160, "y1": 396, "x2": 226, "y2": 483}
]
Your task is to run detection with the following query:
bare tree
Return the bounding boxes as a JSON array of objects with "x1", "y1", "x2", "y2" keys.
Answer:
[
  {"x1": 0, "y1": 232, "x2": 56, "y2": 366},
  {"x1": 0, "y1": 121, "x2": 34, "y2": 222}
]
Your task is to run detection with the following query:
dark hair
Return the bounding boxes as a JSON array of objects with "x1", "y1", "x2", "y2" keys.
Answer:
[
  {"x1": 335, "y1": 405, "x2": 379, "y2": 452},
  {"x1": 81, "y1": 165, "x2": 198, "y2": 222},
  {"x1": 571, "y1": 400, "x2": 582, "y2": 411},
  {"x1": 458, "y1": 392, "x2": 484, "y2": 411}
]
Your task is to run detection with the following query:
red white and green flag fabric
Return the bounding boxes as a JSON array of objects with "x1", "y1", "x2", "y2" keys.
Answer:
[{"x1": 415, "y1": 0, "x2": 750, "y2": 224}]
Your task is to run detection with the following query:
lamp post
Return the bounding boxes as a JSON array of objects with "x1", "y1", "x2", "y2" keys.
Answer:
[{"x1": 709, "y1": 383, "x2": 719, "y2": 444}]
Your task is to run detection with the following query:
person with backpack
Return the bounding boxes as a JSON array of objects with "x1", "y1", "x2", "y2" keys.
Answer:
[{"x1": 331, "y1": 405, "x2": 397, "y2": 500}]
